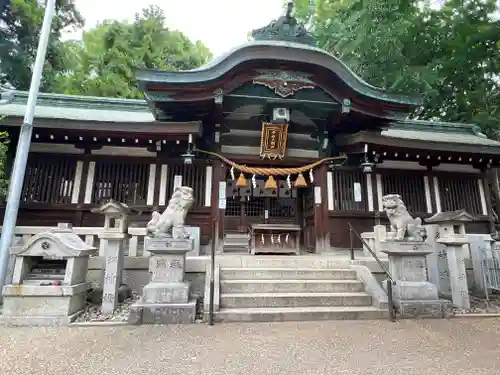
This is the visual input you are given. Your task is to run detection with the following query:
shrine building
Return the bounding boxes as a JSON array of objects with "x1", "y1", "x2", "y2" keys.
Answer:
[{"x1": 1, "y1": 5, "x2": 499, "y2": 254}]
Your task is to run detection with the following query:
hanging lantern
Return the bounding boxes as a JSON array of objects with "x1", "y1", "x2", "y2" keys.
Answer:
[
  {"x1": 236, "y1": 173, "x2": 247, "y2": 188},
  {"x1": 294, "y1": 172, "x2": 307, "y2": 188},
  {"x1": 264, "y1": 175, "x2": 278, "y2": 189}
]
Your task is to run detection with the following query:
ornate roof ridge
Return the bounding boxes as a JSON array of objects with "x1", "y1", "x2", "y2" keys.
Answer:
[{"x1": 251, "y1": 2, "x2": 316, "y2": 46}]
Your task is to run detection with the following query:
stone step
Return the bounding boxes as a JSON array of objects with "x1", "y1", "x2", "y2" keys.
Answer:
[
  {"x1": 221, "y1": 268, "x2": 357, "y2": 281},
  {"x1": 220, "y1": 292, "x2": 372, "y2": 308},
  {"x1": 213, "y1": 306, "x2": 387, "y2": 322},
  {"x1": 220, "y1": 279, "x2": 365, "y2": 294}
]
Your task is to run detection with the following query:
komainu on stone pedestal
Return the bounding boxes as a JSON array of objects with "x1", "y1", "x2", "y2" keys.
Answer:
[
  {"x1": 382, "y1": 194, "x2": 425, "y2": 241},
  {"x1": 146, "y1": 186, "x2": 194, "y2": 239}
]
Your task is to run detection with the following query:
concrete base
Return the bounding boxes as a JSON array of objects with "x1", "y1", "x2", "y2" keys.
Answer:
[
  {"x1": 398, "y1": 300, "x2": 454, "y2": 319},
  {"x1": 128, "y1": 299, "x2": 196, "y2": 325},
  {"x1": 1, "y1": 283, "x2": 89, "y2": 326},
  {"x1": 392, "y1": 280, "x2": 439, "y2": 302},
  {"x1": 0, "y1": 310, "x2": 82, "y2": 326},
  {"x1": 142, "y1": 282, "x2": 190, "y2": 304}
]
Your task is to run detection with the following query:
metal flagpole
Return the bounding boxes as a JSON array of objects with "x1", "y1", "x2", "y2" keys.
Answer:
[{"x1": 0, "y1": 0, "x2": 56, "y2": 300}]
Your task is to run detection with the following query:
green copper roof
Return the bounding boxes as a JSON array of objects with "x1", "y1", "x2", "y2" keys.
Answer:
[
  {"x1": 1, "y1": 90, "x2": 154, "y2": 122},
  {"x1": 251, "y1": 2, "x2": 316, "y2": 47},
  {"x1": 384, "y1": 119, "x2": 500, "y2": 147}
]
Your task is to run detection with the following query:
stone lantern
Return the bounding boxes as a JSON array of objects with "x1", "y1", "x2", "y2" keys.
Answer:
[
  {"x1": 426, "y1": 210, "x2": 475, "y2": 311},
  {"x1": 92, "y1": 200, "x2": 131, "y2": 315}
]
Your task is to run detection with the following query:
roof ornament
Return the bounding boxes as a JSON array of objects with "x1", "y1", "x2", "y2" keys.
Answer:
[{"x1": 251, "y1": 1, "x2": 317, "y2": 47}]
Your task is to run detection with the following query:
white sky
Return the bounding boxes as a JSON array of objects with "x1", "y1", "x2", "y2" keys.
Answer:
[{"x1": 67, "y1": 0, "x2": 284, "y2": 57}]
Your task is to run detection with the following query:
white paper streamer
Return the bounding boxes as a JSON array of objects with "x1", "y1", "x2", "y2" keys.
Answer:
[
  {"x1": 286, "y1": 174, "x2": 291, "y2": 188},
  {"x1": 230, "y1": 166, "x2": 235, "y2": 180},
  {"x1": 252, "y1": 174, "x2": 257, "y2": 188},
  {"x1": 309, "y1": 169, "x2": 314, "y2": 183}
]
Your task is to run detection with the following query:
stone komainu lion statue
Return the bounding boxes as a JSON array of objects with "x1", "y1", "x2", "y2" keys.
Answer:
[
  {"x1": 146, "y1": 186, "x2": 194, "y2": 239},
  {"x1": 382, "y1": 194, "x2": 423, "y2": 241}
]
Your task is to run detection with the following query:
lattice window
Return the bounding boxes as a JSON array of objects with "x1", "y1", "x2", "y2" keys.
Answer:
[
  {"x1": 269, "y1": 198, "x2": 296, "y2": 218},
  {"x1": 245, "y1": 197, "x2": 265, "y2": 217},
  {"x1": 22, "y1": 156, "x2": 77, "y2": 204},
  {"x1": 165, "y1": 162, "x2": 206, "y2": 208},
  {"x1": 225, "y1": 197, "x2": 240, "y2": 217},
  {"x1": 439, "y1": 174, "x2": 482, "y2": 215},
  {"x1": 92, "y1": 161, "x2": 149, "y2": 205},
  {"x1": 330, "y1": 169, "x2": 366, "y2": 212},
  {"x1": 382, "y1": 171, "x2": 427, "y2": 214}
]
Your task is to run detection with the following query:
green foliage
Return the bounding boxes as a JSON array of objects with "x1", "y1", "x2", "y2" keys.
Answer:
[
  {"x1": 0, "y1": 0, "x2": 84, "y2": 91},
  {"x1": 292, "y1": 0, "x2": 500, "y2": 137},
  {"x1": 52, "y1": 5, "x2": 213, "y2": 99}
]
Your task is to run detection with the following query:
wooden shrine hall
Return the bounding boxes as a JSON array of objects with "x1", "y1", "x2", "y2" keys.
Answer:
[{"x1": 1, "y1": 4, "x2": 500, "y2": 254}]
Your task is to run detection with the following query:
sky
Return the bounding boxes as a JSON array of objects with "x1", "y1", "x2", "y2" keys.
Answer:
[{"x1": 68, "y1": 0, "x2": 285, "y2": 57}]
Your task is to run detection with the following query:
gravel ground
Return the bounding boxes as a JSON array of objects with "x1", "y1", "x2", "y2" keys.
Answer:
[{"x1": 1, "y1": 319, "x2": 500, "y2": 375}]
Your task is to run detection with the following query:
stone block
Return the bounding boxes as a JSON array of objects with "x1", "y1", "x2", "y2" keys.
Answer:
[
  {"x1": 129, "y1": 300, "x2": 196, "y2": 324},
  {"x1": 391, "y1": 281, "x2": 439, "y2": 302},
  {"x1": 399, "y1": 300, "x2": 453, "y2": 319},
  {"x1": 144, "y1": 237, "x2": 193, "y2": 253},
  {"x1": 149, "y1": 254, "x2": 185, "y2": 283},
  {"x1": 142, "y1": 282, "x2": 190, "y2": 304}
]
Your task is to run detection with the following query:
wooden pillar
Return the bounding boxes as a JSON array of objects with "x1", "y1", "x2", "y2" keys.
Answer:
[
  {"x1": 482, "y1": 171, "x2": 495, "y2": 234},
  {"x1": 74, "y1": 150, "x2": 92, "y2": 226},
  {"x1": 314, "y1": 164, "x2": 329, "y2": 253},
  {"x1": 210, "y1": 159, "x2": 225, "y2": 253}
]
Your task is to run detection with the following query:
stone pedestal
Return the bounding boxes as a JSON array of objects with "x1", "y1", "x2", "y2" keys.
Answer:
[
  {"x1": 381, "y1": 240, "x2": 452, "y2": 318},
  {"x1": 98, "y1": 232, "x2": 127, "y2": 315},
  {"x1": 437, "y1": 234, "x2": 470, "y2": 311},
  {"x1": 129, "y1": 237, "x2": 196, "y2": 324}
]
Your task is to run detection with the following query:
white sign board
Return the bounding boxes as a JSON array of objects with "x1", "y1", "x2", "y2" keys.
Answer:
[
  {"x1": 314, "y1": 186, "x2": 322, "y2": 204},
  {"x1": 218, "y1": 182, "x2": 227, "y2": 209},
  {"x1": 218, "y1": 199, "x2": 226, "y2": 209},
  {"x1": 219, "y1": 181, "x2": 226, "y2": 198},
  {"x1": 353, "y1": 182, "x2": 362, "y2": 202},
  {"x1": 173, "y1": 175, "x2": 183, "y2": 190},
  {"x1": 264, "y1": 209, "x2": 269, "y2": 219}
]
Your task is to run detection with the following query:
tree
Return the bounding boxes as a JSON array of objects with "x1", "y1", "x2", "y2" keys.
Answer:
[
  {"x1": 0, "y1": 0, "x2": 84, "y2": 91},
  {"x1": 53, "y1": 5, "x2": 213, "y2": 99},
  {"x1": 292, "y1": 0, "x2": 500, "y2": 137}
]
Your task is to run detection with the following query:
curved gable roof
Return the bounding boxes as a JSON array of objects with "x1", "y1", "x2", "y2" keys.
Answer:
[{"x1": 136, "y1": 40, "x2": 422, "y2": 108}]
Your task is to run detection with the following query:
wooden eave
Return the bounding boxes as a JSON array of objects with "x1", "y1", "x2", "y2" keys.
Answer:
[{"x1": 0, "y1": 116, "x2": 202, "y2": 137}]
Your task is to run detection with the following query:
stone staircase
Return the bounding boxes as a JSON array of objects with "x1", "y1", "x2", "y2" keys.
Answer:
[{"x1": 214, "y1": 265, "x2": 388, "y2": 322}]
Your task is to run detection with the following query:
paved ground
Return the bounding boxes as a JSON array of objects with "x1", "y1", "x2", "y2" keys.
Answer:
[{"x1": 1, "y1": 319, "x2": 500, "y2": 375}]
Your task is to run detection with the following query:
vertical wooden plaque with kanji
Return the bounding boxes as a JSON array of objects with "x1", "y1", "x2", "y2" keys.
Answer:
[{"x1": 259, "y1": 122, "x2": 289, "y2": 160}]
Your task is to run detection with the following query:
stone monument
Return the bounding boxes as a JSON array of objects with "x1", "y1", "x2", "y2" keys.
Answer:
[
  {"x1": 1, "y1": 223, "x2": 96, "y2": 326},
  {"x1": 426, "y1": 210, "x2": 474, "y2": 311},
  {"x1": 425, "y1": 211, "x2": 474, "y2": 296},
  {"x1": 380, "y1": 194, "x2": 452, "y2": 318},
  {"x1": 129, "y1": 186, "x2": 197, "y2": 324},
  {"x1": 92, "y1": 200, "x2": 131, "y2": 315}
]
